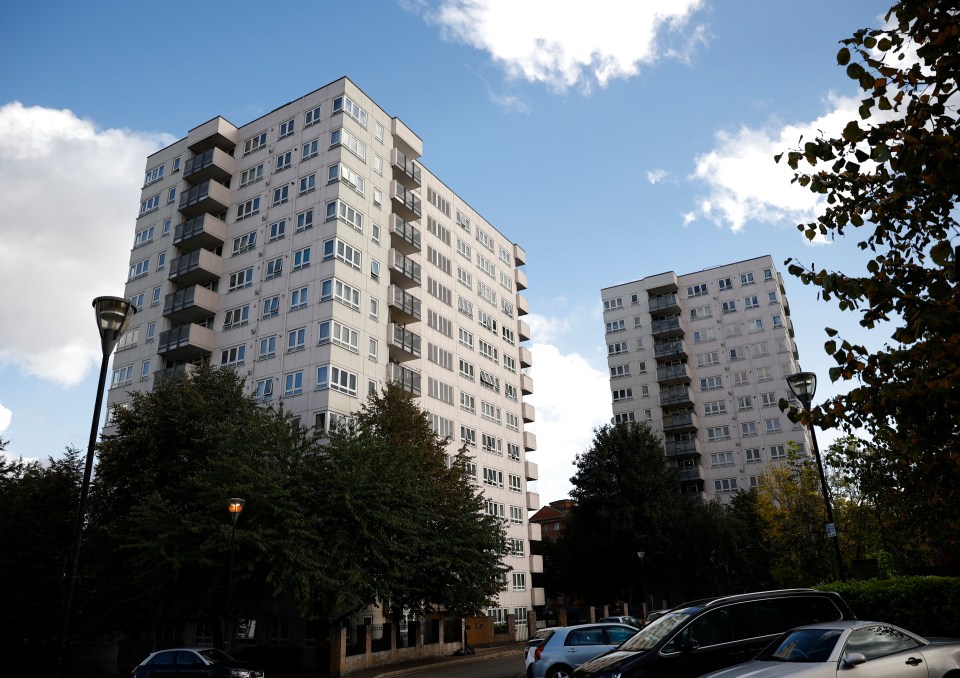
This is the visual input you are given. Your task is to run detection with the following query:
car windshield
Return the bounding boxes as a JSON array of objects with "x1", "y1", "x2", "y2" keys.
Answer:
[
  {"x1": 758, "y1": 629, "x2": 843, "y2": 663},
  {"x1": 619, "y1": 611, "x2": 693, "y2": 652},
  {"x1": 196, "y1": 648, "x2": 235, "y2": 665}
]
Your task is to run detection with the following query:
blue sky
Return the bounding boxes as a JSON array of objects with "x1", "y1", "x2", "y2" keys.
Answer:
[{"x1": 0, "y1": 0, "x2": 893, "y2": 501}]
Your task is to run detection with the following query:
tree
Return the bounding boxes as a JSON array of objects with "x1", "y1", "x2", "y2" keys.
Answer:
[{"x1": 776, "y1": 0, "x2": 960, "y2": 553}]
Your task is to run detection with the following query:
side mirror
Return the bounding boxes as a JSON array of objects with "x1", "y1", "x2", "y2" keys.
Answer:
[
  {"x1": 842, "y1": 652, "x2": 867, "y2": 668},
  {"x1": 681, "y1": 639, "x2": 700, "y2": 653}
]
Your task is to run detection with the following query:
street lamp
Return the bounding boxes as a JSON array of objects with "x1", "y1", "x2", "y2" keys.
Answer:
[
  {"x1": 57, "y1": 296, "x2": 136, "y2": 677},
  {"x1": 637, "y1": 551, "x2": 646, "y2": 621},
  {"x1": 786, "y1": 372, "x2": 848, "y2": 580},
  {"x1": 227, "y1": 498, "x2": 245, "y2": 651}
]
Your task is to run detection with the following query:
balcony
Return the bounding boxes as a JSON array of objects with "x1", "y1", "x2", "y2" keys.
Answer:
[
  {"x1": 519, "y1": 346, "x2": 533, "y2": 369},
  {"x1": 389, "y1": 249, "x2": 422, "y2": 289},
  {"x1": 391, "y1": 117, "x2": 423, "y2": 158},
  {"x1": 389, "y1": 213, "x2": 421, "y2": 255},
  {"x1": 522, "y1": 402, "x2": 536, "y2": 423},
  {"x1": 663, "y1": 411, "x2": 699, "y2": 432},
  {"x1": 515, "y1": 268, "x2": 529, "y2": 291},
  {"x1": 526, "y1": 490, "x2": 540, "y2": 511},
  {"x1": 178, "y1": 180, "x2": 230, "y2": 217},
  {"x1": 390, "y1": 148, "x2": 422, "y2": 189},
  {"x1": 390, "y1": 181, "x2": 422, "y2": 220},
  {"x1": 163, "y1": 285, "x2": 218, "y2": 324},
  {"x1": 388, "y1": 323, "x2": 422, "y2": 361},
  {"x1": 182, "y1": 146, "x2": 235, "y2": 185},
  {"x1": 152, "y1": 363, "x2": 197, "y2": 390},
  {"x1": 664, "y1": 439, "x2": 700, "y2": 458},
  {"x1": 168, "y1": 249, "x2": 222, "y2": 287},
  {"x1": 186, "y1": 116, "x2": 238, "y2": 154},
  {"x1": 654, "y1": 340, "x2": 686, "y2": 360},
  {"x1": 656, "y1": 363, "x2": 690, "y2": 385},
  {"x1": 173, "y1": 214, "x2": 226, "y2": 251},
  {"x1": 523, "y1": 430, "x2": 537, "y2": 451},
  {"x1": 388, "y1": 285, "x2": 421, "y2": 324},
  {"x1": 517, "y1": 294, "x2": 530, "y2": 316},
  {"x1": 514, "y1": 243, "x2": 527, "y2": 267},
  {"x1": 388, "y1": 362, "x2": 421, "y2": 397},
  {"x1": 518, "y1": 319, "x2": 531, "y2": 342},
  {"x1": 528, "y1": 522, "x2": 542, "y2": 542},
  {"x1": 525, "y1": 460, "x2": 538, "y2": 481},
  {"x1": 651, "y1": 316, "x2": 683, "y2": 338},
  {"x1": 157, "y1": 324, "x2": 215, "y2": 361},
  {"x1": 529, "y1": 554, "x2": 544, "y2": 574},
  {"x1": 521, "y1": 373, "x2": 534, "y2": 395},
  {"x1": 660, "y1": 387, "x2": 692, "y2": 407},
  {"x1": 678, "y1": 466, "x2": 703, "y2": 483},
  {"x1": 649, "y1": 293, "x2": 680, "y2": 315}
]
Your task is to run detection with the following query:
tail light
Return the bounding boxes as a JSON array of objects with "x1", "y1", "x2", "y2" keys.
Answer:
[{"x1": 535, "y1": 644, "x2": 545, "y2": 661}]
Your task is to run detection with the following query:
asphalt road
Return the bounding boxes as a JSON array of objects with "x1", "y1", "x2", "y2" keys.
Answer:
[{"x1": 392, "y1": 651, "x2": 524, "y2": 677}]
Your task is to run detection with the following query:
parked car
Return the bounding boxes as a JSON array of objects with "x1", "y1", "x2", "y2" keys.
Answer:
[
  {"x1": 644, "y1": 609, "x2": 670, "y2": 625},
  {"x1": 597, "y1": 616, "x2": 643, "y2": 629},
  {"x1": 131, "y1": 647, "x2": 265, "y2": 678},
  {"x1": 704, "y1": 619, "x2": 960, "y2": 678},
  {"x1": 571, "y1": 588, "x2": 855, "y2": 678},
  {"x1": 526, "y1": 628, "x2": 555, "y2": 675},
  {"x1": 528, "y1": 623, "x2": 639, "y2": 678}
]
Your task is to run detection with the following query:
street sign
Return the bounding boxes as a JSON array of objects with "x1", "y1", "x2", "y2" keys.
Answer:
[{"x1": 825, "y1": 523, "x2": 837, "y2": 538}]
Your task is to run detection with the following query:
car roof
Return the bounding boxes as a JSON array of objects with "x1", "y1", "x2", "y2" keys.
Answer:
[
  {"x1": 562, "y1": 622, "x2": 636, "y2": 631},
  {"x1": 675, "y1": 588, "x2": 835, "y2": 611},
  {"x1": 793, "y1": 620, "x2": 888, "y2": 631}
]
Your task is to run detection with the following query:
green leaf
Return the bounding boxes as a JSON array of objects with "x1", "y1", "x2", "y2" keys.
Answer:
[{"x1": 837, "y1": 47, "x2": 851, "y2": 65}]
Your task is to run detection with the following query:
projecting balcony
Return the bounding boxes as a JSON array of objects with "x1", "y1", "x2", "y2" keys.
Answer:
[
  {"x1": 152, "y1": 362, "x2": 197, "y2": 389},
  {"x1": 389, "y1": 213, "x2": 421, "y2": 255},
  {"x1": 388, "y1": 362, "x2": 421, "y2": 397},
  {"x1": 389, "y1": 249, "x2": 421, "y2": 290},
  {"x1": 522, "y1": 402, "x2": 536, "y2": 423},
  {"x1": 157, "y1": 324, "x2": 215, "y2": 361},
  {"x1": 168, "y1": 249, "x2": 222, "y2": 287},
  {"x1": 515, "y1": 268, "x2": 528, "y2": 291},
  {"x1": 663, "y1": 411, "x2": 699, "y2": 432},
  {"x1": 519, "y1": 346, "x2": 533, "y2": 369},
  {"x1": 525, "y1": 460, "x2": 538, "y2": 482},
  {"x1": 654, "y1": 340, "x2": 687, "y2": 360},
  {"x1": 390, "y1": 181, "x2": 422, "y2": 221},
  {"x1": 665, "y1": 439, "x2": 700, "y2": 458},
  {"x1": 518, "y1": 319, "x2": 531, "y2": 342},
  {"x1": 517, "y1": 294, "x2": 530, "y2": 316},
  {"x1": 521, "y1": 373, "x2": 534, "y2": 395},
  {"x1": 526, "y1": 490, "x2": 540, "y2": 511},
  {"x1": 660, "y1": 387, "x2": 692, "y2": 407},
  {"x1": 388, "y1": 285, "x2": 421, "y2": 324},
  {"x1": 787, "y1": 318, "x2": 795, "y2": 337},
  {"x1": 651, "y1": 316, "x2": 683, "y2": 339},
  {"x1": 390, "y1": 148, "x2": 422, "y2": 189},
  {"x1": 649, "y1": 293, "x2": 680, "y2": 315},
  {"x1": 656, "y1": 363, "x2": 691, "y2": 385},
  {"x1": 388, "y1": 323, "x2": 422, "y2": 362},
  {"x1": 678, "y1": 466, "x2": 703, "y2": 483},
  {"x1": 186, "y1": 116, "x2": 238, "y2": 154},
  {"x1": 173, "y1": 214, "x2": 227, "y2": 251},
  {"x1": 528, "y1": 522, "x2": 542, "y2": 542},
  {"x1": 178, "y1": 180, "x2": 231, "y2": 217},
  {"x1": 163, "y1": 285, "x2": 218, "y2": 324},
  {"x1": 182, "y1": 146, "x2": 235, "y2": 185},
  {"x1": 529, "y1": 554, "x2": 544, "y2": 574},
  {"x1": 514, "y1": 243, "x2": 527, "y2": 267},
  {"x1": 524, "y1": 430, "x2": 537, "y2": 451},
  {"x1": 391, "y1": 117, "x2": 423, "y2": 158}
]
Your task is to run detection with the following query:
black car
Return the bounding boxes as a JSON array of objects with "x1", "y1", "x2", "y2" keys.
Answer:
[
  {"x1": 572, "y1": 588, "x2": 855, "y2": 678},
  {"x1": 132, "y1": 647, "x2": 265, "y2": 678}
]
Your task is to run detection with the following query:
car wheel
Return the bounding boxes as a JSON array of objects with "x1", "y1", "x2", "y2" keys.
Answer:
[{"x1": 547, "y1": 666, "x2": 573, "y2": 678}]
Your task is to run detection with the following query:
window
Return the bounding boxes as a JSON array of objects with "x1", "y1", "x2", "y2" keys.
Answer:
[
  {"x1": 304, "y1": 105, "x2": 322, "y2": 127},
  {"x1": 479, "y1": 370, "x2": 500, "y2": 393},
  {"x1": 158, "y1": 253, "x2": 168, "y2": 272},
  {"x1": 294, "y1": 209, "x2": 313, "y2": 234},
  {"x1": 457, "y1": 266, "x2": 473, "y2": 289},
  {"x1": 287, "y1": 327, "x2": 306, "y2": 353},
  {"x1": 609, "y1": 341, "x2": 628, "y2": 355},
  {"x1": 612, "y1": 388, "x2": 633, "y2": 402},
  {"x1": 481, "y1": 401, "x2": 501, "y2": 423},
  {"x1": 460, "y1": 425, "x2": 476, "y2": 447},
  {"x1": 733, "y1": 370, "x2": 749, "y2": 386},
  {"x1": 693, "y1": 329, "x2": 716, "y2": 343},
  {"x1": 483, "y1": 467, "x2": 503, "y2": 488},
  {"x1": 128, "y1": 257, "x2": 149, "y2": 280},
  {"x1": 737, "y1": 395, "x2": 754, "y2": 411},
  {"x1": 740, "y1": 421, "x2": 758, "y2": 438},
  {"x1": 146, "y1": 322, "x2": 156, "y2": 341},
  {"x1": 704, "y1": 400, "x2": 726, "y2": 416},
  {"x1": 697, "y1": 351, "x2": 720, "y2": 367},
  {"x1": 220, "y1": 345, "x2": 245, "y2": 367},
  {"x1": 610, "y1": 364, "x2": 630, "y2": 378},
  {"x1": 506, "y1": 412, "x2": 519, "y2": 431},
  {"x1": 284, "y1": 371, "x2": 303, "y2": 396},
  {"x1": 764, "y1": 418, "x2": 782, "y2": 433},
  {"x1": 279, "y1": 117, "x2": 295, "y2": 139},
  {"x1": 729, "y1": 346, "x2": 745, "y2": 361},
  {"x1": 456, "y1": 210, "x2": 471, "y2": 233},
  {"x1": 479, "y1": 339, "x2": 498, "y2": 362},
  {"x1": 718, "y1": 277, "x2": 732, "y2": 290},
  {"x1": 760, "y1": 392, "x2": 778, "y2": 408},
  {"x1": 329, "y1": 127, "x2": 366, "y2": 161},
  {"x1": 722, "y1": 300, "x2": 737, "y2": 314},
  {"x1": 139, "y1": 194, "x2": 160, "y2": 215},
  {"x1": 262, "y1": 295, "x2": 280, "y2": 319},
  {"x1": 687, "y1": 283, "x2": 709, "y2": 297},
  {"x1": 254, "y1": 378, "x2": 274, "y2": 402},
  {"x1": 690, "y1": 304, "x2": 712, "y2": 320},
  {"x1": 636, "y1": 338, "x2": 645, "y2": 350},
  {"x1": 458, "y1": 327, "x2": 474, "y2": 350},
  {"x1": 326, "y1": 199, "x2": 363, "y2": 233},
  {"x1": 512, "y1": 573, "x2": 526, "y2": 591},
  {"x1": 371, "y1": 223, "x2": 381, "y2": 244},
  {"x1": 152, "y1": 284, "x2": 162, "y2": 306},
  {"x1": 133, "y1": 225, "x2": 155, "y2": 248},
  {"x1": 111, "y1": 364, "x2": 134, "y2": 387},
  {"x1": 228, "y1": 267, "x2": 253, "y2": 291},
  {"x1": 316, "y1": 365, "x2": 359, "y2": 396},
  {"x1": 482, "y1": 433, "x2": 502, "y2": 455},
  {"x1": 427, "y1": 309, "x2": 453, "y2": 337},
  {"x1": 240, "y1": 163, "x2": 264, "y2": 187},
  {"x1": 714, "y1": 478, "x2": 738, "y2": 494},
  {"x1": 459, "y1": 358, "x2": 475, "y2": 380},
  {"x1": 745, "y1": 448, "x2": 762, "y2": 463},
  {"x1": 509, "y1": 505, "x2": 524, "y2": 524},
  {"x1": 502, "y1": 298, "x2": 514, "y2": 318},
  {"x1": 508, "y1": 442, "x2": 521, "y2": 461},
  {"x1": 427, "y1": 343, "x2": 453, "y2": 370},
  {"x1": 293, "y1": 247, "x2": 311, "y2": 271},
  {"x1": 499, "y1": 271, "x2": 513, "y2": 292},
  {"x1": 458, "y1": 296, "x2": 474, "y2": 318},
  {"x1": 752, "y1": 341, "x2": 769, "y2": 357},
  {"x1": 243, "y1": 131, "x2": 267, "y2": 155},
  {"x1": 265, "y1": 257, "x2": 283, "y2": 280},
  {"x1": 290, "y1": 286, "x2": 308, "y2": 310},
  {"x1": 236, "y1": 197, "x2": 260, "y2": 221},
  {"x1": 773, "y1": 315, "x2": 784, "y2": 329},
  {"x1": 333, "y1": 95, "x2": 367, "y2": 127},
  {"x1": 476, "y1": 253, "x2": 496, "y2": 279},
  {"x1": 269, "y1": 219, "x2": 286, "y2": 242},
  {"x1": 427, "y1": 186, "x2": 452, "y2": 217},
  {"x1": 375, "y1": 122, "x2": 384, "y2": 142},
  {"x1": 129, "y1": 293, "x2": 144, "y2": 310},
  {"x1": 117, "y1": 328, "x2": 139, "y2": 351},
  {"x1": 741, "y1": 272, "x2": 755, "y2": 286},
  {"x1": 427, "y1": 277, "x2": 452, "y2": 305},
  {"x1": 144, "y1": 164, "x2": 164, "y2": 185},
  {"x1": 427, "y1": 217, "x2": 451, "y2": 246},
  {"x1": 368, "y1": 338, "x2": 378, "y2": 360},
  {"x1": 725, "y1": 323, "x2": 743, "y2": 338},
  {"x1": 770, "y1": 444, "x2": 787, "y2": 459},
  {"x1": 700, "y1": 376, "x2": 723, "y2": 391},
  {"x1": 603, "y1": 297, "x2": 623, "y2": 311},
  {"x1": 320, "y1": 277, "x2": 361, "y2": 310},
  {"x1": 428, "y1": 413, "x2": 454, "y2": 440},
  {"x1": 369, "y1": 297, "x2": 379, "y2": 320},
  {"x1": 710, "y1": 451, "x2": 734, "y2": 467},
  {"x1": 223, "y1": 305, "x2": 250, "y2": 329},
  {"x1": 707, "y1": 426, "x2": 731, "y2": 441},
  {"x1": 275, "y1": 151, "x2": 292, "y2": 172},
  {"x1": 476, "y1": 281, "x2": 496, "y2": 306},
  {"x1": 456, "y1": 237, "x2": 472, "y2": 260},
  {"x1": 613, "y1": 412, "x2": 636, "y2": 424},
  {"x1": 478, "y1": 309, "x2": 497, "y2": 333},
  {"x1": 605, "y1": 319, "x2": 626, "y2": 333},
  {"x1": 744, "y1": 295, "x2": 760, "y2": 309},
  {"x1": 428, "y1": 246, "x2": 452, "y2": 275},
  {"x1": 749, "y1": 318, "x2": 765, "y2": 333},
  {"x1": 460, "y1": 391, "x2": 476, "y2": 413},
  {"x1": 302, "y1": 138, "x2": 319, "y2": 160},
  {"x1": 272, "y1": 185, "x2": 289, "y2": 206},
  {"x1": 258, "y1": 336, "x2": 277, "y2": 360},
  {"x1": 233, "y1": 231, "x2": 257, "y2": 255},
  {"x1": 757, "y1": 366, "x2": 773, "y2": 382},
  {"x1": 298, "y1": 173, "x2": 316, "y2": 195},
  {"x1": 768, "y1": 290, "x2": 779, "y2": 304},
  {"x1": 429, "y1": 377, "x2": 454, "y2": 404}
]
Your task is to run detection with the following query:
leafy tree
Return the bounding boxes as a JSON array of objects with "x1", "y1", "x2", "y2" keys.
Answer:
[{"x1": 776, "y1": 0, "x2": 960, "y2": 553}]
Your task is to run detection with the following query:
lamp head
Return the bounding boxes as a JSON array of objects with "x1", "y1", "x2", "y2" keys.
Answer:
[
  {"x1": 93, "y1": 296, "x2": 136, "y2": 356},
  {"x1": 786, "y1": 372, "x2": 817, "y2": 410},
  {"x1": 228, "y1": 498, "x2": 246, "y2": 526}
]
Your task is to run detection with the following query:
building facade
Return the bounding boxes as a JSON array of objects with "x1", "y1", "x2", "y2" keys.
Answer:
[
  {"x1": 107, "y1": 77, "x2": 544, "y2": 625},
  {"x1": 601, "y1": 256, "x2": 812, "y2": 502}
]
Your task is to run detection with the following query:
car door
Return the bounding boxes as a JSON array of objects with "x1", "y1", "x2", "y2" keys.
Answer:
[
  {"x1": 143, "y1": 650, "x2": 179, "y2": 678},
  {"x1": 660, "y1": 606, "x2": 762, "y2": 678},
  {"x1": 840, "y1": 626, "x2": 930, "y2": 678},
  {"x1": 563, "y1": 628, "x2": 611, "y2": 667},
  {"x1": 176, "y1": 650, "x2": 209, "y2": 677}
]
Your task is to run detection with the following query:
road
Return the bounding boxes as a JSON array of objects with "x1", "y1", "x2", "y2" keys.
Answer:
[{"x1": 394, "y1": 650, "x2": 524, "y2": 677}]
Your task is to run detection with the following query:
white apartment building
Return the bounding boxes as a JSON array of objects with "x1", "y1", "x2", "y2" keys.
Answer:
[
  {"x1": 601, "y1": 256, "x2": 812, "y2": 502},
  {"x1": 107, "y1": 77, "x2": 544, "y2": 625}
]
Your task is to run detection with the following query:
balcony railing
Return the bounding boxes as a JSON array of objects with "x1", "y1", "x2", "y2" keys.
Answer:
[
  {"x1": 654, "y1": 340, "x2": 685, "y2": 360},
  {"x1": 389, "y1": 250, "x2": 422, "y2": 288},
  {"x1": 182, "y1": 146, "x2": 234, "y2": 184},
  {"x1": 656, "y1": 364, "x2": 690, "y2": 383},
  {"x1": 678, "y1": 467, "x2": 703, "y2": 482},
  {"x1": 649, "y1": 294, "x2": 679, "y2": 314},
  {"x1": 665, "y1": 439, "x2": 700, "y2": 457},
  {"x1": 660, "y1": 387, "x2": 692, "y2": 406},
  {"x1": 391, "y1": 181, "x2": 422, "y2": 219},
  {"x1": 157, "y1": 324, "x2": 215, "y2": 361},
  {"x1": 391, "y1": 148, "x2": 422, "y2": 188},
  {"x1": 651, "y1": 316, "x2": 682, "y2": 337},
  {"x1": 173, "y1": 214, "x2": 227, "y2": 251},
  {"x1": 178, "y1": 180, "x2": 230, "y2": 217},
  {"x1": 162, "y1": 285, "x2": 218, "y2": 324},
  {"x1": 389, "y1": 213, "x2": 421, "y2": 254},
  {"x1": 168, "y1": 249, "x2": 222, "y2": 287},
  {"x1": 388, "y1": 285, "x2": 422, "y2": 323},
  {"x1": 389, "y1": 323, "x2": 422, "y2": 360},
  {"x1": 663, "y1": 412, "x2": 698, "y2": 431},
  {"x1": 388, "y1": 362, "x2": 421, "y2": 396}
]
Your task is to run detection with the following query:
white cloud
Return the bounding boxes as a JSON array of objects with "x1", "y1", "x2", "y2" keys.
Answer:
[
  {"x1": 0, "y1": 402, "x2": 11, "y2": 433},
  {"x1": 646, "y1": 169, "x2": 669, "y2": 185},
  {"x1": 422, "y1": 0, "x2": 707, "y2": 92},
  {"x1": 686, "y1": 92, "x2": 863, "y2": 233},
  {"x1": 0, "y1": 103, "x2": 174, "y2": 386},
  {"x1": 526, "y1": 340, "x2": 611, "y2": 503},
  {"x1": 524, "y1": 313, "x2": 573, "y2": 344}
]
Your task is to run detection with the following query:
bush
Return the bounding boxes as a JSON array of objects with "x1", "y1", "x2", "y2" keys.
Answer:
[{"x1": 816, "y1": 577, "x2": 960, "y2": 637}]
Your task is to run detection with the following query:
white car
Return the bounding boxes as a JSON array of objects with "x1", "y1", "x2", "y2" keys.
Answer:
[{"x1": 705, "y1": 620, "x2": 960, "y2": 678}]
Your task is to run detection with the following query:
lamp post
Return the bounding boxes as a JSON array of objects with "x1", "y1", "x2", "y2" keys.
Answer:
[
  {"x1": 227, "y1": 498, "x2": 245, "y2": 652},
  {"x1": 637, "y1": 551, "x2": 646, "y2": 621},
  {"x1": 786, "y1": 372, "x2": 848, "y2": 580},
  {"x1": 56, "y1": 297, "x2": 136, "y2": 677}
]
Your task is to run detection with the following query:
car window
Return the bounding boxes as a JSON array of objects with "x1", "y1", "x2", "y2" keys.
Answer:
[
  {"x1": 844, "y1": 626, "x2": 922, "y2": 660},
  {"x1": 197, "y1": 648, "x2": 233, "y2": 664},
  {"x1": 566, "y1": 628, "x2": 607, "y2": 646},
  {"x1": 149, "y1": 651, "x2": 177, "y2": 666},
  {"x1": 733, "y1": 600, "x2": 788, "y2": 640},
  {"x1": 177, "y1": 651, "x2": 201, "y2": 666},
  {"x1": 605, "y1": 626, "x2": 637, "y2": 644},
  {"x1": 676, "y1": 608, "x2": 735, "y2": 649},
  {"x1": 759, "y1": 628, "x2": 844, "y2": 662}
]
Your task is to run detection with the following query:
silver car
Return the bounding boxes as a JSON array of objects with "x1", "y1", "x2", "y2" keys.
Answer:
[
  {"x1": 527, "y1": 623, "x2": 638, "y2": 678},
  {"x1": 705, "y1": 620, "x2": 960, "y2": 678}
]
